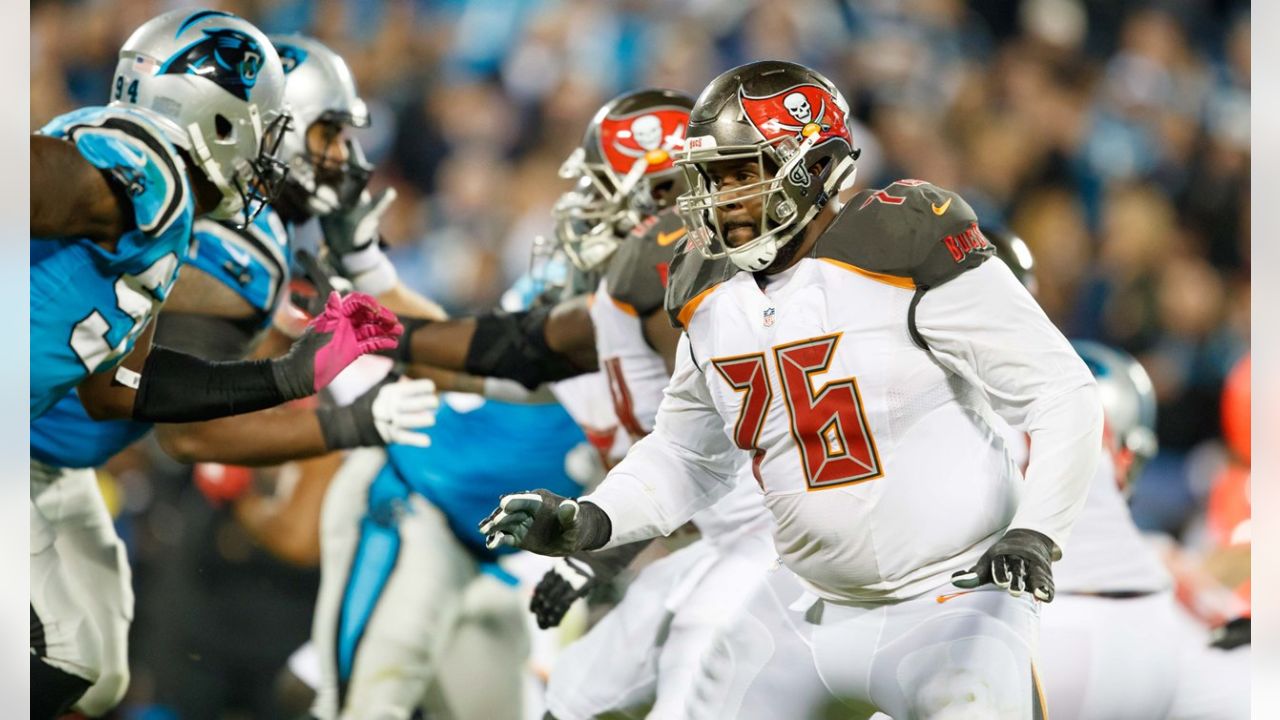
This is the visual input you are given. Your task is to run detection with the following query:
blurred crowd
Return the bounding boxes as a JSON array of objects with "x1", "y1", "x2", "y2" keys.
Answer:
[{"x1": 32, "y1": 0, "x2": 1250, "y2": 716}]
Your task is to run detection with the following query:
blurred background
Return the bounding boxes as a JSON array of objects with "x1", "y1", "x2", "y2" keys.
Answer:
[{"x1": 32, "y1": 0, "x2": 1250, "y2": 717}]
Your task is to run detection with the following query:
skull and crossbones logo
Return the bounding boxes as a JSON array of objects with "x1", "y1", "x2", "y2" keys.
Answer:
[{"x1": 611, "y1": 113, "x2": 685, "y2": 166}]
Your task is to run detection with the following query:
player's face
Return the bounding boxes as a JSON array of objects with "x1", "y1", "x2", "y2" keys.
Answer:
[
  {"x1": 705, "y1": 159, "x2": 764, "y2": 248},
  {"x1": 306, "y1": 120, "x2": 351, "y2": 182}
]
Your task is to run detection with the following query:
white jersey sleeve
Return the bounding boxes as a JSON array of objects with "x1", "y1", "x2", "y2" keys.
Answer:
[
  {"x1": 583, "y1": 334, "x2": 742, "y2": 547},
  {"x1": 914, "y1": 259, "x2": 1102, "y2": 556}
]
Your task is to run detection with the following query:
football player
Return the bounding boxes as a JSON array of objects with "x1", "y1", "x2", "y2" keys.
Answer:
[
  {"x1": 29, "y1": 25, "x2": 423, "y2": 718},
  {"x1": 382, "y1": 89, "x2": 777, "y2": 719},
  {"x1": 482, "y1": 61, "x2": 1102, "y2": 719},
  {"x1": 306, "y1": 268, "x2": 604, "y2": 720}
]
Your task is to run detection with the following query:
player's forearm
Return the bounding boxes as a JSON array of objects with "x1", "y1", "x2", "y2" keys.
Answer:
[
  {"x1": 583, "y1": 430, "x2": 736, "y2": 549},
  {"x1": 376, "y1": 282, "x2": 448, "y2": 321},
  {"x1": 1009, "y1": 382, "x2": 1103, "y2": 555},
  {"x1": 154, "y1": 407, "x2": 330, "y2": 467},
  {"x1": 398, "y1": 303, "x2": 592, "y2": 389}
]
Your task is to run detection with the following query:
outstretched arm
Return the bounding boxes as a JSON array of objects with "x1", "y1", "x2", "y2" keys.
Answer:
[
  {"x1": 77, "y1": 292, "x2": 403, "y2": 423},
  {"x1": 396, "y1": 295, "x2": 598, "y2": 389},
  {"x1": 31, "y1": 135, "x2": 129, "y2": 243}
]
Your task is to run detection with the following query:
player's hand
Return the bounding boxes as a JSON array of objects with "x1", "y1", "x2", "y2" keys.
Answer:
[
  {"x1": 952, "y1": 528, "x2": 1056, "y2": 602},
  {"x1": 530, "y1": 555, "x2": 598, "y2": 629},
  {"x1": 318, "y1": 376, "x2": 438, "y2": 450},
  {"x1": 320, "y1": 187, "x2": 396, "y2": 272},
  {"x1": 479, "y1": 490, "x2": 610, "y2": 556},
  {"x1": 272, "y1": 292, "x2": 403, "y2": 398}
]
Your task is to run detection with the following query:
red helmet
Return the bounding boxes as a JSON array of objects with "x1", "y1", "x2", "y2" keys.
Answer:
[
  {"x1": 675, "y1": 61, "x2": 858, "y2": 272},
  {"x1": 555, "y1": 88, "x2": 693, "y2": 271}
]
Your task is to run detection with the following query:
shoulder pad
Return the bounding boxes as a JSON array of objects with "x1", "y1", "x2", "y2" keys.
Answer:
[
  {"x1": 41, "y1": 106, "x2": 190, "y2": 239},
  {"x1": 664, "y1": 236, "x2": 737, "y2": 329},
  {"x1": 816, "y1": 179, "x2": 992, "y2": 288},
  {"x1": 604, "y1": 208, "x2": 684, "y2": 317}
]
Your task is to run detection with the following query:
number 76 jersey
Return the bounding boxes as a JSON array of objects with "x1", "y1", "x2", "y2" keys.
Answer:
[
  {"x1": 661, "y1": 181, "x2": 1093, "y2": 602},
  {"x1": 31, "y1": 106, "x2": 193, "y2": 419}
]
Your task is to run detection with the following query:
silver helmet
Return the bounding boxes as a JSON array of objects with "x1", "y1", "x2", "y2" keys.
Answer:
[
  {"x1": 554, "y1": 89, "x2": 694, "y2": 272},
  {"x1": 111, "y1": 9, "x2": 290, "y2": 224},
  {"x1": 1072, "y1": 340, "x2": 1159, "y2": 490},
  {"x1": 270, "y1": 34, "x2": 371, "y2": 219},
  {"x1": 675, "y1": 61, "x2": 858, "y2": 273}
]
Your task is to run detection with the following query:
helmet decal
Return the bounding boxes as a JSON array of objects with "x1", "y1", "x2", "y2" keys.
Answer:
[
  {"x1": 598, "y1": 107, "x2": 689, "y2": 175},
  {"x1": 276, "y1": 43, "x2": 309, "y2": 74},
  {"x1": 160, "y1": 27, "x2": 266, "y2": 101},
  {"x1": 738, "y1": 84, "x2": 851, "y2": 147}
]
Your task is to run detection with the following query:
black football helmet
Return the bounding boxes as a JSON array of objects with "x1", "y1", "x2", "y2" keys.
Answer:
[
  {"x1": 555, "y1": 88, "x2": 694, "y2": 271},
  {"x1": 675, "y1": 61, "x2": 859, "y2": 272}
]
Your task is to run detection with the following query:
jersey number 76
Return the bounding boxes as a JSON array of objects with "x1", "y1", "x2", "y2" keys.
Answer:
[{"x1": 712, "y1": 333, "x2": 883, "y2": 491}]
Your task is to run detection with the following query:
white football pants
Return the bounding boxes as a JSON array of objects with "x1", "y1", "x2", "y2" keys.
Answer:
[
  {"x1": 688, "y1": 564, "x2": 1045, "y2": 720},
  {"x1": 30, "y1": 461, "x2": 134, "y2": 717},
  {"x1": 310, "y1": 448, "x2": 529, "y2": 720},
  {"x1": 545, "y1": 528, "x2": 776, "y2": 720}
]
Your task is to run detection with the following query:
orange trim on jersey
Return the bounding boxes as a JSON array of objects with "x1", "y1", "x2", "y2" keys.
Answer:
[
  {"x1": 609, "y1": 295, "x2": 639, "y2": 317},
  {"x1": 676, "y1": 283, "x2": 721, "y2": 328},
  {"x1": 818, "y1": 257, "x2": 916, "y2": 290},
  {"x1": 1032, "y1": 661, "x2": 1049, "y2": 720}
]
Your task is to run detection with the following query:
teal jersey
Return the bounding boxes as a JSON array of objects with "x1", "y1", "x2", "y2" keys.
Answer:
[
  {"x1": 385, "y1": 395, "x2": 589, "y2": 558},
  {"x1": 30, "y1": 208, "x2": 292, "y2": 469},
  {"x1": 31, "y1": 106, "x2": 194, "y2": 419}
]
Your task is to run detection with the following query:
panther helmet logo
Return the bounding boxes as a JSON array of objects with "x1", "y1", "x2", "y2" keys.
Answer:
[
  {"x1": 160, "y1": 27, "x2": 266, "y2": 101},
  {"x1": 738, "y1": 84, "x2": 851, "y2": 148},
  {"x1": 276, "y1": 44, "x2": 309, "y2": 75},
  {"x1": 598, "y1": 107, "x2": 690, "y2": 175}
]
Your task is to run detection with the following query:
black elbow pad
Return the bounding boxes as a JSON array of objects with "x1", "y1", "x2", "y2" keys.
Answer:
[{"x1": 465, "y1": 305, "x2": 586, "y2": 389}]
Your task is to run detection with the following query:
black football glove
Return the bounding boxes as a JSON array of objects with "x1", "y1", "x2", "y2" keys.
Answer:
[
  {"x1": 530, "y1": 540, "x2": 650, "y2": 629},
  {"x1": 952, "y1": 529, "x2": 1057, "y2": 602},
  {"x1": 479, "y1": 490, "x2": 611, "y2": 557},
  {"x1": 1209, "y1": 617, "x2": 1250, "y2": 650}
]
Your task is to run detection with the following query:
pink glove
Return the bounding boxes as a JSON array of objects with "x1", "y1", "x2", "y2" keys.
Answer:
[{"x1": 272, "y1": 292, "x2": 403, "y2": 398}]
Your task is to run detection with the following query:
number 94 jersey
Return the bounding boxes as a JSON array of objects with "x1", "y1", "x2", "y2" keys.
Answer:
[{"x1": 31, "y1": 106, "x2": 193, "y2": 419}]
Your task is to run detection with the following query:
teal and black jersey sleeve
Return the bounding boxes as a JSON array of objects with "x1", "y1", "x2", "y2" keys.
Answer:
[
  {"x1": 816, "y1": 179, "x2": 993, "y2": 288},
  {"x1": 31, "y1": 106, "x2": 195, "y2": 419},
  {"x1": 604, "y1": 208, "x2": 685, "y2": 318},
  {"x1": 188, "y1": 207, "x2": 292, "y2": 329}
]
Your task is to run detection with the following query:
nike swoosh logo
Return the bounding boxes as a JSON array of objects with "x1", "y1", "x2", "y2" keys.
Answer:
[
  {"x1": 931, "y1": 197, "x2": 953, "y2": 216},
  {"x1": 657, "y1": 227, "x2": 687, "y2": 247}
]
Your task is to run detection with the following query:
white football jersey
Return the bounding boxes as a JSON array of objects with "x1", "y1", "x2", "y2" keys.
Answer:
[
  {"x1": 1051, "y1": 450, "x2": 1172, "y2": 594},
  {"x1": 549, "y1": 371, "x2": 631, "y2": 466},
  {"x1": 591, "y1": 275, "x2": 772, "y2": 543},
  {"x1": 587, "y1": 181, "x2": 1102, "y2": 603}
]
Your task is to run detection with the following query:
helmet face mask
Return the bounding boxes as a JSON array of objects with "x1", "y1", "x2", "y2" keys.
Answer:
[
  {"x1": 269, "y1": 35, "x2": 372, "y2": 222},
  {"x1": 111, "y1": 9, "x2": 291, "y2": 226},
  {"x1": 675, "y1": 62, "x2": 858, "y2": 273},
  {"x1": 556, "y1": 89, "x2": 694, "y2": 272}
]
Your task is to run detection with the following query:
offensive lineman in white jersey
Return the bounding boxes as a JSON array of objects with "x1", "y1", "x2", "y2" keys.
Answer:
[
  {"x1": 483, "y1": 60, "x2": 1102, "y2": 719},
  {"x1": 386, "y1": 89, "x2": 776, "y2": 719}
]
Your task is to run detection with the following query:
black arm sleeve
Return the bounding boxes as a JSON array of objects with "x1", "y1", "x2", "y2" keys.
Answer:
[
  {"x1": 465, "y1": 304, "x2": 588, "y2": 389},
  {"x1": 131, "y1": 345, "x2": 288, "y2": 423}
]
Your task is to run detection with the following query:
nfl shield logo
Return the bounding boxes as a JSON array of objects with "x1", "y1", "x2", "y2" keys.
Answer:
[{"x1": 763, "y1": 307, "x2": 776, "y2": 327}]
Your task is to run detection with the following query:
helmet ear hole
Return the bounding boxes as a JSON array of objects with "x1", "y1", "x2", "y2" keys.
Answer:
[{"x1": 215, "y1": 114, "x2": 234, "y2": 140}]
